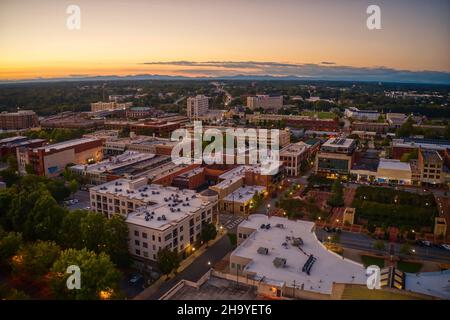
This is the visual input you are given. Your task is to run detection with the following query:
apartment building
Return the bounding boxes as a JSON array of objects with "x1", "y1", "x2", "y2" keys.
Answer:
[
  {"x1": 246, "y1": 113, "x2": 339, "y2": 131},
  {"x1": 187, "y1": 95, "x2": 209, "y2": 120},
  {"x1": 246, "y1": 95, "x2": 283, "y2": 110},
  {"x1": 89, "y1": 177, "x2": 218, "y2": 261},
  {"x1": 419, "y1": 148, "x2": 444, "y2": 185},
  {"x1": 315, "y1": 138, "x2": 357, "y2": 177},
  {"x1": 280, "y1": 142, "x2": 311, "y2": 176},
  {"x1": 0, "y1": 110, "x2": 39, "y2": 130},
  {"x1": 90, "y1": 101, "x2": 132, "y2": 112},
  {"x1": 17, "y1": 137, "x2": 103, "y2": 177}
]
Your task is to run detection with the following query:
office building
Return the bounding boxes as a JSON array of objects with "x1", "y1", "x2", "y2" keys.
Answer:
[
  {"x1": 246, "y1": 95, "x2": 283, "y2": 110},
  {"x1": 187, "y1": 95, "x2": 209, "y2": 120},
  {"x1": 315, "y1": 138, "x2": 357, "y2": 177}
]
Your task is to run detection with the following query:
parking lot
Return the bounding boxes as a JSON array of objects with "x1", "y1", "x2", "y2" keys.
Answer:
[
  {"x1": 219, "y1": 213, "x2": 246, "y2": 231},
  {"x1": 65, "y1": 190, "x2": 91, "y2": 211}
]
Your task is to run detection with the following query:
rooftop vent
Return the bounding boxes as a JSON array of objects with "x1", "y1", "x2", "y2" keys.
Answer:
[{"x1": 257, "y1": 247, "x2": 269, "y2": 255}]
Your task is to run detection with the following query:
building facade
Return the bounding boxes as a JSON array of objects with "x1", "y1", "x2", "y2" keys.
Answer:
[
  {"x1": 0, "y1": 110, "x2": 39, "y2": 130},
  {"x1": 187, "y1": 95, "x2": 209, "y2": 120},
  {"x1": 247, "y1": 95, "x2": 283, "y2": 110}
]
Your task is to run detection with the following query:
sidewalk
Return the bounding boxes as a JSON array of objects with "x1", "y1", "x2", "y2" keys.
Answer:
[{"x1": 133, "y1": 231, "x2": 227, "y2": 300}]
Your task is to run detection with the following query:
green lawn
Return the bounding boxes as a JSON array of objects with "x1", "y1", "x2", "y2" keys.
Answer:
[
  {"x1": 397, "y1": 261, "x2": 423, "y2": 273},
  {"x1": 301, "y1": 111, "x2": 335, "y2": 119},
  {"x1": 360, "y1": 255, "x2": 385, "y2": 268}
]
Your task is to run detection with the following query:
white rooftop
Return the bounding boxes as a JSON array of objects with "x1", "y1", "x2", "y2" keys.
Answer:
[
  {"x1": 232, "y1": 214, "x2": 366, "y2": 295},
  {"x1": 70, "y1": 151, "x2": 155, "y2": 174},
  {"x1": 405, "y1": 270, "x2": 450, "y2": 299},
  {"x1": 280, "y1": 142, "x2": 309, "y2": 155},
  {"x1": 322, "y1": 137, "x2": 355, "y2": 149},
  {"x1": 378, "y1": 158, "x2": 411, "y2": 172},
  {"x1": 223, "y1": 185, "x2": 266, "y2": 204},
  {"x1": 93, "y1": 178, "x2": 213, "y2": 231},
  {"x1": 36, "y1": 137, "x2": 100, "y2": 152}
]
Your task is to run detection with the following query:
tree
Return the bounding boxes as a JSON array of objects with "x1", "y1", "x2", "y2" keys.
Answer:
[
  {"x1": 23, "y1": 188, "x2": 65, "y2": 241},
  {"x1": 400, "y1": 243, "x2": 412, "y2": 257},
  {"x1": 156, "y1": 248, "x2": 180, "y2": 276},
  {"x1": 80, "y1": 212, "x2": 106, "y2": 252},
  {"x1": 68, "y1": 179, "x2": 79, "y2": 194},
  {"x1": 327, "y1": 179, "x2": 344, "y2": 207},
  {"x1": 200, "y1": 222, "x2": 218, "y2": 245},
  {"x1": 50, "y1": 248, "x2": 121, "y2": 300},
  {"x1": 103, "y1": 215, "x2": 130, "y2": 267},
  {"x1": 58, "y1": 210, "x2": 88, "y2": 249},
  {"x1": 227, "y1": 233, "x2": 237, "y2": 247},
  {"x1": 11, "y1": 241, "x2": 61, "y2": 280},
  {"x1": 25, "y1": 163, "x2": 36, "y2": 175},
  {"x1": 373, "y1": 240, "x2": 386, "y2": 252},
  {"x1": 0, "y1": 232, "x2": 23, "y2": 265},
  {"x1": 0, "y1": 188, "x2": 15, "y2": 229}
]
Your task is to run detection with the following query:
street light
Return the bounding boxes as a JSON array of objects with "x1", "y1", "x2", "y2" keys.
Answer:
[{"x1": 207, "y1": 261, "x2": 211, "y2": 266}]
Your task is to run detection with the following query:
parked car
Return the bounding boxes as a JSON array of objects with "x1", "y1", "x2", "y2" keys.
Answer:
[
  {"x1": 323, "y1": 226, "x2": 332, "y2": 233},
  {"x1": 441, "y1": 244, "x2": 450, "y2": 252},
  {"x1": 129, "y1": 274, "x2": 143, "y2": 284},
  {"x1": 417, "y1": 240, "x2": 431, "y2": 247}
]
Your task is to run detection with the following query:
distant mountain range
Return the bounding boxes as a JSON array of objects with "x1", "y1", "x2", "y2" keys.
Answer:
[{"x1": 1, "y1": 73, "x2": 450, "y2": 85}]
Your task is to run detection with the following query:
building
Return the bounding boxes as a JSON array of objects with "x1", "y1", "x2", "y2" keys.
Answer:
[
  {"x1": 230, "y1": 214, "x2": 366, "y2": 297},
  {"x1": 343, "y1": 208, "x2": 355, "y2": 225},
  {"x1": 130, "y1": 120, "x2": 181, "y2": 137},
  {"x1": 89, "y1": 177, "x2": 218, "y2": 262},
  {"x1": 40, "y1": 112, "x2": 105, "y2": 130},
  {"x1": 344, "y1": 107, "x2": 380, "y2": 121},
  {"x1": 351, "y1": 122, "x2": 389, "y2": 134},
  {"x1": 187, "y1": 95, "x2": 209, "y2": 120},
  {"x1": 17, "y1": 137, "x2": 103, "y2": 177},
  {"x1": 280, "y1": 142, "x2": 311, "y2": 176},
  {"x1": 221, "y1": 185, "x2": 266, "y2": 215},
  {"x1": 386, "y1": 113, "x2": 408, "y2": 128},
  {"x1": 392, "y1": 138, "x2": 450, "y2": 160},
  {"x1": 246, "y1": 95, "x2": 283, "y2": 110},
  {"x1": 0, "y1": 136, "x2": 46, "y2": 158},
  {"x1": 90, "y1": 101, "x2": 132, "y2": 112},
  {"x1": 434, "y1": 217, "x2": 447, "y2": 238},
  {"x1": 418, "y1": 148, "x2": 444, "y2": 185},
  {"x1": 376, "y1": 159, "x2": 412, "y2": 185},
  {"x1": 126, "y1": 107, "x2": 152, "y2": 119},
  {"x1": 246, "y1": 113, "x2": 339, "y2": 131},
  {"x1": 315, "y1": 138, "x2": 357, "y2": 177},
  {"x1": 172, "y1": 167, "x2": 206, "y2": 190},
  {"x1": 69, "y1": 151, "x2": 167, "y2": 185},
  {"x1": 0, "y1": 110, "x2": 39, "y2": 131}
]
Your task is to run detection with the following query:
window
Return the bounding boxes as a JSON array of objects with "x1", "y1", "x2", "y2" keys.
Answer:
[
  {"x1": 143, "y1": 251, "x2": 148, "y2": 258},
  {"x1": 153, "y1": 245, "x2": 156, "y2": 250},
  {"x1": 143, "y1": 242, "x2": 148, "y2": 248},
  {"x1": 135, "y1": 249, "x2": 140, "y2": 255},
  {"x1": 180, "y1": 226, "x2": 184, "y2": 232},
  {"x1": 231, "y1": 263, "x2": 235, "y2": 269},
  {"x1": 158, "y1": 237, "x2": 161, "y2": 242},
  {"x1": 142, "y1": 232, "x2": 147, "y2": 239},
  {"x1": 152, "y1": 235, "x2": 155, "y2": 241},
  {"x1": 135, "y1": 240, "x2": 140, "y2": 246},
  {"x1": 134, "y1": 230, "x2": 139, "y2": 237},
  {"x1": 180, "y1": 235, "x2": 184, "y2": 241}
]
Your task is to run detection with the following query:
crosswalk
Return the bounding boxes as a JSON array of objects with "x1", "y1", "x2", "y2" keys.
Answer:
[{"x1": 222, "y1": 216, "x2": 246, "y2": 230}]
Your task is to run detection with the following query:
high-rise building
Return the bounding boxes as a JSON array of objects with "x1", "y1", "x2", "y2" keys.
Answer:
[
  {"x1": 0, "y1": 110, "x2": 39, "y2": 130},
  {"x1": 187, "y1": 95, "x2": 209, "y2": 120}
]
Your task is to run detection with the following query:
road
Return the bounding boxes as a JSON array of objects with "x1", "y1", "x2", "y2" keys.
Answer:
[
  {"x1": 65, "y1": 190, "x2": 91, "y2": 211},
  {"x1": 315, "y1": 229, "x2": 450, "y2": 264},
  {"x1": 137, "y1": 234, "x2": 233, "y2": 300}
]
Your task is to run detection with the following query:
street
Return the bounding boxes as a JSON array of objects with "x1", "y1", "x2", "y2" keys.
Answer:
[
  {"x1": 315, "y1": 228, "x2": 450, "y2": 264},
  {"x1": 135, "y1": 234, "x2": 233, "y2": 300}
]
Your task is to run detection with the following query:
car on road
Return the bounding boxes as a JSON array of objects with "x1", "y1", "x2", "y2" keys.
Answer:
[
  {"x1": 129, "y1": 274, "x2": 143, "y2": 284},
  {"x1": 441, "y1": 244, "x2": 450, "y2": 252},
  {"x1": 417, "y1": 240, "x2": 431, "y2": 247}
]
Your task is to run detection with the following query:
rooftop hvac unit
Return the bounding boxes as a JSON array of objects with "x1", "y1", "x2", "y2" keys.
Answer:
[
  {"x1": 273, "y1": 257, "x2": 286, "y2": 268},
  {"x1": 257, "y1": 247, "x2": 269, "y2": 255}
]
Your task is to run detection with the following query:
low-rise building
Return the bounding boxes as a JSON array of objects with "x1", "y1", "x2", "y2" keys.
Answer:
[
  {"x1": 344, "y1": 107, "x2": 380, "y2": 121},
  {"x1": 126, "y1": 107, "x2": 152, "y2": 119},
  {"x1": 221, "y1": 185, "x2": 266, "y2": 215},
  {"x1": 17, "y1": 137, "x2": 103, "y2": 177},
  {"x1": 280, "y1": 142, "x2": 311, "y2": 176},
  {"x1": 247, "y1": 95, "x2": 283, "y2": 110},
  {"x1": 376, "y1": 159, "x2": 412, "y2": 185},
  {"x1": 0, "y1": 136, "x2": 46, "y2": 158},
  {"x1": 315, "y1": 138, "x2": 357, "y2": 177},
  {"x1": 419, "y1": 148, "x2": 444, "y2": 185},
  {"x1": 91, "y1": 101, "x2": 132, "y2": 112}
]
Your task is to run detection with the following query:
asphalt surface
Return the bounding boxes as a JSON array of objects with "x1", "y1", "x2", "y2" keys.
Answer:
[
  {"x1": 315, "y1": 229, "x2": 450, "y2": 264},
  {"x1": 65, "y1": 190, "x2": 91, "y2": 211},
  {"x1": 139, "y1": 234, "x2": 233, "y2": 300}
]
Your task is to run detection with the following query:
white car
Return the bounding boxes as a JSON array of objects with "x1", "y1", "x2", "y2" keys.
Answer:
[{"x1": 441, "y1": 244, "x2": 450, "y2": 252}]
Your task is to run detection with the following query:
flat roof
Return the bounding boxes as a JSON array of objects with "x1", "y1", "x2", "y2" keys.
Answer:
[
  {"x1": 378, "y1": 158, "x2": 411, "y2": 172},
  {"x1": 223, "y1": 185, "x2": 265, "y2": 204},
  {"x1": 232, "y1": 214, "x2": 366, "y2": 295},
  {"x1": 36, "y1": 137, "x2": 100, "y2": 152},
  {"x1": 322, "y1": 137, "x2": 355, "y2": 149},
  {"x1": 70, "y1": 151, "x2": 156, "y2": 174},
  {"x1": 280, "y1": 142, "x2": 309, "y2": 156},
  {"x1": 405, "y1": 270, "x2": 450, "y2": 299},
  {"x1": 93, "y1": 178, "x2": 213, "y2": 231}
]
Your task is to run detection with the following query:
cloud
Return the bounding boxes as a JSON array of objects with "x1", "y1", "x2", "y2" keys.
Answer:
[{"x1": 139, "y1": 61, "x2": 450, "y2": 84}]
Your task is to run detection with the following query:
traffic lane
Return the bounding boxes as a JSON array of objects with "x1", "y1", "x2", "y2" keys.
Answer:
[{"x1": 315, "y1": 229, "x2": 450, "y2": 263}]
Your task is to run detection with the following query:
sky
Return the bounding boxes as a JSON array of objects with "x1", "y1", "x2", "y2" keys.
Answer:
[{"x1": 0, "y1": 0, "x2": 449, "y2": 82}]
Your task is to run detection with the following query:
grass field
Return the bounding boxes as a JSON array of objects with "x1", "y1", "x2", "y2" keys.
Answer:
[
  {"x1": 301, "y1": 111, "x2": 336, "y2": 119},
  {"x1": 341, "y1": 285, "x2": 430, "y2": 300},
  {"x1": 397, "y1": 261, "x2": 423, "y2": 273},
  {"x1": 360, "y1": 255, "x2": 385, "y2": 268}
]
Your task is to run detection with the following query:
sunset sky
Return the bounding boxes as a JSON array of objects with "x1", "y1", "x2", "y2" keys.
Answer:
[{"x1": 1, "y1": 0, "x2": 449, "y2": 81}]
